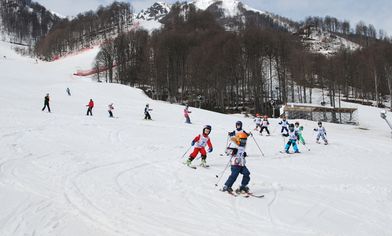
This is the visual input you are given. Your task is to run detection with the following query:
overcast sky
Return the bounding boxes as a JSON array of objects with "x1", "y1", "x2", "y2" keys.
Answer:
[{"x1": 37, "y1": 0, "x2": 392, "y2": 35}]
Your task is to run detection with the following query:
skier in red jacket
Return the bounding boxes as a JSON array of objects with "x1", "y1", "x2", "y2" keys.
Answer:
[
  {"x1": 86, "y1": 99, "x2": 94, "y2": 116},
  {"x1": 185, "y1": 125, "x2": 213, "y2": 167}
]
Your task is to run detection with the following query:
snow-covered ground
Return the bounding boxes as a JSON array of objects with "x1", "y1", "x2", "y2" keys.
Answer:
[{"x1": 1, "y1": 41, "x2": 392, "y2": 236}]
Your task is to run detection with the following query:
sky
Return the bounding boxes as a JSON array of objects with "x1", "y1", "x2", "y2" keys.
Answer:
[{"x1": 37, "y1": 0, "x2": 392, "y2": 35}]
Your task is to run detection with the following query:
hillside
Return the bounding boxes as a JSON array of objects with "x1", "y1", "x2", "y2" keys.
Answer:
[{"x1": 1, "y1": 40, "x2": 392, "y2": 235}]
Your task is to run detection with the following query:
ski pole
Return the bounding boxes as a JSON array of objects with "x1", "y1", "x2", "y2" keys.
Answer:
[
  {"x1": 302, "y1": 142, "x2": 310, "y2": 151},
  {"x1": 180, "y1": 146, "x2": 192, "y2": 159},
  {"x1": 251, "y1": 135, "x2": 265, "y2": 157},
  {"x1": 215, "y1": 158, "x2": 231, "y2": 187}
]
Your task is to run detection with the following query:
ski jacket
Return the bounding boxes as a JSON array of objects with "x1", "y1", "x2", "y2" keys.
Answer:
[
  {"x1": 192, "y1": 133, "x2": 212, "y2": 149},
  {"x1": 295, "y1": 126, "x2": 303, "y2": 134},
  {"x1": 314, "y1": 127, "x2": 326, "y2": 135},
  {"x1": 108, "y1": 104, "x2": 114, "y2": 111},
  {"x1": 231, "y1": 146, "x2": 246, "y2": 166},
  {"x1": 288, "y1": 130, "x2": 299, "y2": 141},
  {"x1": 144, "y1": 107, "x2": 152, "y2": 113},
  {"x1": 279, "y1": 120, "x2": 289, "y2": 127},
  {"x1": 254, "y1": 117, "x2": 262, "y2": 125},
  {"x1": 44, "y1": 95, "x2": 49, "y2": 103},
  {"x1": 88, "y1": 100, "x2": 94, "y2": 108},
  {"x1": 228, "y1": 129, "x2": 250, "y2": 137},
  {"x1": 184, "y1": 108, "x2": 191, "y2": 117},
  {"x1": 261, "y1": 119, "x2": 269, "y2": 127}
]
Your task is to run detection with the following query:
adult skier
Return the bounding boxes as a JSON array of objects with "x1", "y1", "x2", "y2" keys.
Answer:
[
  {"x1": 108, "y1": 103, "x2": 114, "y2": 118},
  {"x1": 185, "y1": 125, "x2": 213, "y2": 168},
  {"x1": 284, "y1": 123, "x2": 300, "y2": 153},
  {"x1": 184, "y1": 104, "x2": 192, "y2": 124},
  {"x1": 260, "y1": 116, "x2": 270, "y2": 135},
  {"x1": 314, "y1": 121, "x2": 328, "y2": 145},
  {"x1": 86, "y1": 99, "x2": 94, "y2": 116},
  {"x1": 222, "y1": 132, "x2": 251, "y2": 194},
  {"x1": 144, "y1": 104, "x2": 152, "y2": 120},
  {"x1": 294, "y1": 121, "x2": 305, "y2": 145},
  {"x1": 279, "y1": 116, "x2": 290, "y2": 136},
  {"x1": 41, "y1": 93, "x2": 51, "y2": 112}
]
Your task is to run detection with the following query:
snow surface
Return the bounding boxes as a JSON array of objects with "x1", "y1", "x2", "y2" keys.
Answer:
[{"x1": 1, "y1": 40, "x2": 392, "y2": 236}]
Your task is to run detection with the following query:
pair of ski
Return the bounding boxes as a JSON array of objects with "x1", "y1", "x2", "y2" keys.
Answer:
[{"x1": 219, "y1": 189, "x2": 264, "y2": 198}]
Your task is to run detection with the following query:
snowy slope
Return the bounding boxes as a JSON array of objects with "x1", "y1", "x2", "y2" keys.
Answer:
[{"x1": 1, "y1": 41, "x2": 392, "y2": 236}]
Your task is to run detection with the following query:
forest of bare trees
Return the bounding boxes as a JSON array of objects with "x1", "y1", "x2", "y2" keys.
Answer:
[
  {"x1": 92, "y1": 6, "x2": 392, "y2": 116},
  {"x1": 34, "y1": 2, "x2": 133, "y2": 60}
]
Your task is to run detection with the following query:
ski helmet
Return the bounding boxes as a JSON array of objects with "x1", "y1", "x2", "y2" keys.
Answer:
[
  {"x1": 295, "y1": 121, "x2": 299, "y2": 126},
  {"x1": 203, "y1": 125, "x2": 212, "y2": 133},
  {"x1": 318, "y1": 121, "x2": 322, "y2": 126},
  {"x1": 237, "y1": 132, "x2": 248, "y2": 147},
  {"x1": 235, "y1": 121, "x2": 242, "y2": 129},
  {"x1": 289, "y1": 123, "x2": 295, "y2": 130},
  {"x1": 256, "y1": 113, "x2": 260, "y2": 117},
  {"x1": 237, "y1": 132, "x2": 248, "y2": 139}
]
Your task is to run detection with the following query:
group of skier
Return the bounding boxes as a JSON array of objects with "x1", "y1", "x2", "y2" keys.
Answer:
[{"x1": 184, "y1": 115, "x2": 329, "y2": 195}]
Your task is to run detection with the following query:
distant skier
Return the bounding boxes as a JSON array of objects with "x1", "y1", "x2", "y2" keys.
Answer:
[
  {"x1": 86, "y1": 99, "x2": 94, "y2": 116},
  {"x1": 254, "y1": 114, "x2": 262, "y2": 131},
  {"x1": 284, "y1": 123, "x2": 300, "y2": 153},
  {"x1": 314, "y1": 121, "x2": 328, "y2": 145},
  {"x1": 279, "y1": 116, "x2": 289, "y2": 136},
  {"x1": 108, "y1": 103, "x2": 114, "y2": 118},
  {"x1": 144, "y1": 104, "x2": 152, "y2": 120},
  {"x1": 185, "y1": 125, "x2": 213, "y2": 168},
  {"x1": 66, "y1": 87, "x2": 71, "y2": 96},
  {"x1": 41, "y1": 93, "x2": 51, "y2": 112},
  {"x1": 260, "y1": 116, "x2": 270, "y2": 135},
  {"x1": 222, "y1": 132, "x2": 251, "y2": 194},
  {"x1": 184, "y1": 104, "x2": 192, "y2": 124},
  {"x1": 294, "y1": 121, "x2": 305, "y2": 145}
]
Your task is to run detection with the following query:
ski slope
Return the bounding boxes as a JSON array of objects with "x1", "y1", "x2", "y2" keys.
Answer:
[{"x1": 1, "y1": 41, "x2": 392, "y2": 236}]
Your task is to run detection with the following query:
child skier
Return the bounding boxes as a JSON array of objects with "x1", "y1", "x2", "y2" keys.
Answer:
[
  {"x1": 254, "y1": 114, "x2": 262, "y2": 131},
  {"x1": 41, "y1": 93, "x2": 51, "y2": 112},
  {"x1": 186, "y1": 125, "x2": 213, "y2": 168},
  {"x1": 279, "y1": 116, "x2": 290, "y2": 136},
  {"x1": 227, "y1": 121, "x2": 251, "y2": 155},
  {"x1": 222, "y1": 132, "x2": 251, "y2": 194},
  {"x1": 108, "y1": 103, "x2": 114, "y2": 118},
  {"x1": 294, "y1": 121, "x2": 305, "y2": 145},
  {"x1": 284, "y1": 123, "x2": 300, "y2": 153},
  {"x1": 260, "y1": 116, "x2": 270, "y2": 135},
  {"x1": 144, "y1": 104, "x2": 152, "y2": 120},
  {"x1": 184, "y1": 105, "x2": 192, "y2": 124},
  {"x1": 86, "y1": 99, "x2": 94, "y2": 116},
  {"x1": 314, "y1": 121, "x2": 328, "y2": 145}
]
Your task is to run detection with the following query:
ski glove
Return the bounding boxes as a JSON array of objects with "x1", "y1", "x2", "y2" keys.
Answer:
[
  {"x1": 208, "y1": 147, "x2": 213, "y2": 153},
  {"x1": 191, "y1": 141, "x2": 195, "y2": 146}
]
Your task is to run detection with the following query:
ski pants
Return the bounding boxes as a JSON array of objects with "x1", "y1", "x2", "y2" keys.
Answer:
[
  {"x1": 86, "y1": 107, "x2": 93, "y2": 116},
  {"x1": 281, "y1": 126, "x2": 288, "y2": 134},
  {"x1": 189, "y1": 147, "x2": 207, "y2": 160},
  {"x1": 185, "y1": 115, "x2": 191, "y2": 124},
  {"x1": 316, "y1": 133, "x2": 327, "y2": 141},
  {"x1": 224, "y1": 165, "x2": 250, "y2": 188},
  {"x1": 144, "y1": 112, "x2": 151, "y2": 120},
  {"x1": 285, "y1": 140, "x2": 299, "y2": 152},
  {"x1": 42, "y1": 102, "x2": 50, "y2": 112},
  {"x1": 260, "y1": 126, "x2": 270, "y2": 135},
  {"x1": 298, "y1": 134, "x2": 305, "y2": 145}
]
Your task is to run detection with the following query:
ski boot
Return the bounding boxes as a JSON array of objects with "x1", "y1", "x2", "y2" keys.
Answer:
[
  {"x1": 185, "y1": 158, "x2": 192, "y2": 166},
  {"x1": 236, "y1": 185, "x2": 250, "y2": 194},
  {"x1": 222, "y1": 185, "x2": 233, "y2": 193},
  {"x1": 200, "y1": 159, "x2": 208, "y2": 167},
  {"x1": 285, "y1": 149, "x2": 290, "y2": 154}
]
